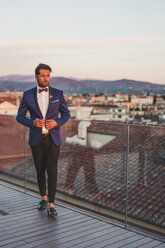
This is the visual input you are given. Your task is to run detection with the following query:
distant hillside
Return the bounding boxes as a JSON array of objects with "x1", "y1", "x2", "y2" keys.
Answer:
[{"x1": 0, "y1": 75, "x2": 165, "y2": 94}]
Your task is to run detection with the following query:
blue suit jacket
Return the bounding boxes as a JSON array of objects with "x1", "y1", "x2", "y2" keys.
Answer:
[{"x1": 16, "y1": 86, "x2": 70, "y2": 146}]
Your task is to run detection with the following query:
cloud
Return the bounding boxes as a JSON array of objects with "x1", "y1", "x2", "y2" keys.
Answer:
[
  {"x1": 0, "y1": 37, "x2": 164, "y2": 52},
  {"x1": 108, "y1": 37, "x2": 165, "y2": 44}
]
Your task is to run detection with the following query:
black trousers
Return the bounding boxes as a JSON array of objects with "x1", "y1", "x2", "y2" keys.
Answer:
[{"x1": 30, "y1": 135, "x2": 60, "y2": 203}]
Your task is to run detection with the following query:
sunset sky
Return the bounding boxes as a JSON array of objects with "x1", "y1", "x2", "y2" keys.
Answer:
[{"x1": 0, "y1": 0, "x2": 165, "y2": 84}]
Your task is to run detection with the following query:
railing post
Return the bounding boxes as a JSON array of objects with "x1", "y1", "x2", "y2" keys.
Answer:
[
  {"x1": 125, "y1": 124, "x2": 129, "y2": 229},
  {"x1": 24, "y1": 127, "x2": 27, "y2": 193}
]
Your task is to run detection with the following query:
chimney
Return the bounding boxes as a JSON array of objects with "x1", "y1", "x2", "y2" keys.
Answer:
[{"x1": 78, "y1": 121, "x2": 91, "y2": 139}]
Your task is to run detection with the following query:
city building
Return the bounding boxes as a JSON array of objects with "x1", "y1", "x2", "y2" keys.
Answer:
[{"x1": 0, "y1": 101, "x2": 18, "y2": 116}]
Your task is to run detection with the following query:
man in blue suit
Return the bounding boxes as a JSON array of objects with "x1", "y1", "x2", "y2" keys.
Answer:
[{"x1": 16, "y1": 63, "x2": 70, "y2": 216}]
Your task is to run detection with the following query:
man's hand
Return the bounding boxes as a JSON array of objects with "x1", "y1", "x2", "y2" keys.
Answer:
[
  {"x1": 45, "y1": 119, "x2": 58, "y2": 130},
  {"x1": 33, "y1": 118, "x2": 44, "y2": 127}
]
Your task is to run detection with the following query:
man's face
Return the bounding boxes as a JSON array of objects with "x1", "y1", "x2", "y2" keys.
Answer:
[{"x1": 35, "y1": 69, "x2": 50, "y2": 88}]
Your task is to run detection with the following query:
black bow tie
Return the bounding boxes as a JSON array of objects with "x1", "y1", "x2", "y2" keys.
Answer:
[{"x1": 39, "y1": 88, "x2": 48, "y2": 93}]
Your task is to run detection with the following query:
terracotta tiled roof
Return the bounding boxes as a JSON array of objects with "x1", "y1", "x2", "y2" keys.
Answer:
[{"x1": 0, "y1": 116, "x2": 164, "y2": 228}]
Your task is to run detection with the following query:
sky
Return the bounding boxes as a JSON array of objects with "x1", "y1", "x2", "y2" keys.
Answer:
[{"x1": 0, "y1": 0, "x2": 165, "y2": 84}]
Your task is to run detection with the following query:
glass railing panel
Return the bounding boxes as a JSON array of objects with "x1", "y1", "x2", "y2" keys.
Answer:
[
  {"x1": 127, "y1": 124, "x2": 165, "y2": 230},
  {"x1": 0, "y1": 115, "x2": 25, "y2": 185},
  {"x1": 58, "y1": 120, "x2": 127, "y2": 218}
]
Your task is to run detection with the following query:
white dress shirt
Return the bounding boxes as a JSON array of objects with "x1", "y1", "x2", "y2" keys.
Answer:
[{"x1": 37, "y1": 86, "x2": 49, "y2": 134}]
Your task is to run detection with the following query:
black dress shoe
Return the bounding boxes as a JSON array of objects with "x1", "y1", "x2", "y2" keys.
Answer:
[
  {"x1": 38, "y1": 200, "x2": 47, "y2": 210},
  {"x1": 47, "y1": 206, "x2": 57, "y2": 217}
]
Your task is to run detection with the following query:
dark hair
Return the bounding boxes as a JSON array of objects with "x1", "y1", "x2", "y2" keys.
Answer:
[{"x1": 35, "y1": 63, "x2": 52, "y2": 75}]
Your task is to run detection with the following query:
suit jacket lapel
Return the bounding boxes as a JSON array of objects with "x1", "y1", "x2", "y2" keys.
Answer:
[
  {"x1": 46, "y1": 86, "x2": 53, "y2": 118},
  {"x1": 33, "y1": 87, "x2": 43, "y2": 116}
]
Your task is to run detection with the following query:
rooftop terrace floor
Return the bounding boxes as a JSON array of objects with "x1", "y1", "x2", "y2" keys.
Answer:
[{"x1": 0, "y1": 181, "x2": 164, "y2": 248}]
